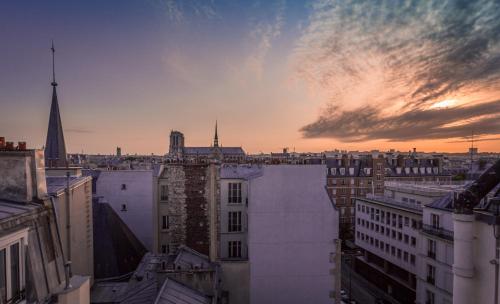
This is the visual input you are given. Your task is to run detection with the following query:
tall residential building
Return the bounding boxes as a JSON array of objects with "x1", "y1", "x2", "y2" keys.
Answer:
[
  {"x1": 219, "y1": 165, "x2": 340, "y2": 304},
  {"x1": 153, "y1": 162, "x2": 219, "y2": 257},
  {"x1": 0, "y1": 141, "x2": 90, "y2": 303},
  {"x1": 45, "y1": 43, "x2": 67, "y2": 168}
]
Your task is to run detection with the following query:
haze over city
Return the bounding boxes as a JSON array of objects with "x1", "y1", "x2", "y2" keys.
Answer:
[{"x1": 2, "y1": 0, "x2": 500, "y2": 154}]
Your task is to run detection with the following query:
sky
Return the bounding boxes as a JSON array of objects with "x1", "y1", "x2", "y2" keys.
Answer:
[{"x1": 1, "y1": 0, "x2": 500, "y2": 154}]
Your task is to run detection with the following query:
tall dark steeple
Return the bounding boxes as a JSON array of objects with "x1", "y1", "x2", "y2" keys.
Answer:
[
  {"x1": 213, "y1": 120, "x2": 219, "y2": 148},
  {"x1": 45, "y1": 42, "x2": 67, "y2": 168}
]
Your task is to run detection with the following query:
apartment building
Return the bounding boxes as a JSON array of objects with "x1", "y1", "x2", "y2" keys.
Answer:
[
  {"x1": 417, "y1": 194, "x2": 454, "y2": 304},
  {"x1": 0, "y1": 143, "x2": 90, "y2": 303},
  {"x1": 328, "y1": 153, "x2": 450, "y2": 240},
  {"x1": 355, "y1": 194, "x2": 421, "y2": 303},
  {"x1": 153, "y1": 162, "x2": 219, "y2": 258},
  {"x1": 219, "y1": 165, "x2": 340, "y2": 304}
]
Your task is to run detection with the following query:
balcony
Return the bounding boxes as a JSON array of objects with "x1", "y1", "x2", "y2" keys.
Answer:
[{"x1": 422, "y1": 224, "x2": 454, "y2": 241}]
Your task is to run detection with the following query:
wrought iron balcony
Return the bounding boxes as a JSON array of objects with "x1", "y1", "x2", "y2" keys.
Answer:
[{"x1": 422, "y1": 224, "x2": 454, "y2": 241}]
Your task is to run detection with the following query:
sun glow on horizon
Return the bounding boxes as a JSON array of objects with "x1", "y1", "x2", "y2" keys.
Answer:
[{"x1": 429, "y1": 99, "x2": 458, "y2": 109}]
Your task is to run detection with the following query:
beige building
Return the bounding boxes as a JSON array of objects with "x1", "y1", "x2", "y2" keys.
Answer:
[{"x1": 46, "y1": 167, "x2": 94, "y2": 281}]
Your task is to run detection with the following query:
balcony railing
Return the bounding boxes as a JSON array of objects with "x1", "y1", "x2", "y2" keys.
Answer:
[{"x1": 422, "y1": 224, "x2": 454, "y2": 241}]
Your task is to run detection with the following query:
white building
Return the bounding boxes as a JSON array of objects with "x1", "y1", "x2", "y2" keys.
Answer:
[
  {"x1": 219, "y1": 165, "x2": 340, "y2": 304},
  {"x1": 355, "y1": 182, "x2": 467, "y2": 304},
  {"x1": 92, "y1": 170, "x2": 154, "y2": 250}
]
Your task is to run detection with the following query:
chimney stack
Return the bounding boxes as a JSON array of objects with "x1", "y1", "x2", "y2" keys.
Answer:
[{"x1": 0, "y1": 138, "x2": 47, "y2": 203}]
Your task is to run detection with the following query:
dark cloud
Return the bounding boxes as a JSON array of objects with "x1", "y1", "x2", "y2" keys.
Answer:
[
  {"x1": 296, "y1": 0, "x2": 500, "y2": 141},
  {"x1": 301, "y1": 100, "x2": 500, "y2": 142}
]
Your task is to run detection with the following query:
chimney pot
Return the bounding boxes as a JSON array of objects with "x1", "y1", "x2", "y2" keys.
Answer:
[
  {"x1": 17, "y1": 142, "x2": 27, "y2": 151},
  {"x1": 6, "y1": 142, "x2": 14, "y2": 151}
]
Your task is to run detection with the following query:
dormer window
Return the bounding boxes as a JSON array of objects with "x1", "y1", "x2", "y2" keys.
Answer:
[
  {"x1": 405, "y1": 167, "x2": 410, "y2": 174},
  {"x1": 340, "y1": 168, "x2": 345, "y2": 175},
  {"x1": 413, "y1": 167, "x2": 418, "y2": 174},
  {"x1": 349, "y1": 167, "x2": 354, "y2": 175},
  {"x1": 396, "y1": 167, "x2": 402, "y2": 174},
  {"x1": 331, "y1": 168, "x2": 337, "y2": 175}
]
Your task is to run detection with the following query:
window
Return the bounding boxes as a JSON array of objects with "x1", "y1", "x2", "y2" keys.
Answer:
[
  {"x1": 161, "y1": 244, "x2": 168, "y2": 254},
  {"x1": 391, "y1": 246, "x2": 395, "y2": 256},
  {"x1": 404, "y1": 234, "x2": 409, "y2": 244},
  {"x1": 121, "y1": 183, "x2": 127, "y2": 190},
  {"x1": 411, "y1": 219, "x2": 418, "y2": 229},
  {"x1": 431, "y1": 213, "x2": 440, "y2": 229},
  {"x1": 160, "y1": 185, "x2": 168, "y2": 201},
  {"x1": 381, "y1": 226, "x2": 385, "y2": 234},
  {"x1": 411, "y1": 237, "x2": 416, "y2": 247},
  {"x1": 228, "y1": 183, "x2": 242, "y2": 203},
  {"x1": 404, "y1": 217, "x2": 409, "y2": 226},
  {"x1": 0, "y1": 230, "x2": 27, "y2": 303},
  {"x1": 162, "y1": 215, "x2": 169, "y2": 230},
  {"x1": 404, "y1": 251, "x2": 409, "y2": 262},
  {"x1": 428, "y1": 239, "x2": 436, "y2": 259},
  {"x1": 121, "y1": 204, "x2": 127, "y2": 211},
  {"x1": 397, "y1": 249, "x2": 402, "y2": 259},
  {"x1": 427, "y1": 264, "x2": 436, "y2": 285},
  {"x1": 228, "y1": 212, "x2": 242, "y2": 232},
  {"x1": 410, "y1": 254, "x2": 416, "y2": 265},
  {"x1": 398, "y1": 232, "x2": 402, "y2": 241},
  {"x1": 228, "y1": 241, "x2": 242, "y2": 258},
  {"x1": 398, "y1": 215, "x2": 403, "y2": 228},
  {"x1": 426, "y1": 290, "x2": 435, "y2": 304},
  {"x1": 392, "y1": 230, "x2": 396, "y2": 239}
]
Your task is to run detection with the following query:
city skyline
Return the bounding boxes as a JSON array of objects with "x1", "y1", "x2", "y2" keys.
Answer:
[{"x1": 2, "y1": 0, "x2": 500, "y2": 155}]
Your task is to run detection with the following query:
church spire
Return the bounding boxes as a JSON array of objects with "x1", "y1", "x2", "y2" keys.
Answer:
[
  {"x1": 213, "y1": 120, "x2": 219, "y2": 148},
  {"x1": 45, "y1": 42, "x2": 67, "y2": 168}
]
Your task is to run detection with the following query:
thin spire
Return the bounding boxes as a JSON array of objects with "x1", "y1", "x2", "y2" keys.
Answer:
[
  {"x1": 214, "y1": 120, "x2": 219, "y2": 148},
  {"x1": 45, "y1": 41, "x2": 67, "y2": 168},
  {"x1": 51, "y1": 40, "x2": 57, "y2": 86}
]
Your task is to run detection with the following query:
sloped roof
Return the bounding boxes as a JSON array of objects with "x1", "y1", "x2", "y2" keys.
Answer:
[
  {"x1": 154, "y1": 278, "x2": 211, "y2": 304},
  {"x1": 93, "y1": 200, "x2": 147, "y2": 279}
]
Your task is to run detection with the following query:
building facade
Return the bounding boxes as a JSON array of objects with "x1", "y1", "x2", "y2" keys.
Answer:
[
  {"x1": 46, "y1": 167, "x2": 94, "y2": 281},
  {"x1": 153, "y1": 162, "x2": 219, "y2": 258}
]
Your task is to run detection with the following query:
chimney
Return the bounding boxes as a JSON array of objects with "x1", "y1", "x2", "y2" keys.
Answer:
[
  {"x1": 0, "y1": 137, "x2": 5, "y2": 149},
  {"x1": 0, "y1": 140, "x2": 47, "y2": 203},
  {"x1": 17, "y1": 142, "x2": 26, "y2": 151}
]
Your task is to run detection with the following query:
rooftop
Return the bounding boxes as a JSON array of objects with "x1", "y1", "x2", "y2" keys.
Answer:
[{"x1": 360, "y1": 194, "x2": 423, "y2": 213}]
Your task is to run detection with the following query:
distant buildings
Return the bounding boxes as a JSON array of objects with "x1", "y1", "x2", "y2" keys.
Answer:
[
  {"x1": 328, "y1": 151, "x2": 451, "y2": 240},
  {"x1": 167, "y1": 124, "x2": 245, "y2": 162}
]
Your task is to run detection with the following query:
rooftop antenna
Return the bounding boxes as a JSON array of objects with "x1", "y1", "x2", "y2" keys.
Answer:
[{"x1": 51, "y1": 40, "x2": 57, "y2": 86}]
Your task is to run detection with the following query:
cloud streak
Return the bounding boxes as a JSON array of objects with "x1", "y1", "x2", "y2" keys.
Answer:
[{"x1": 294, "y1": 0, "x2": 500, "y2": 142}]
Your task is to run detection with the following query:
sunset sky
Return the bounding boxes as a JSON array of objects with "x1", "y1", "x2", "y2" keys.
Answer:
[{"x1": 1, "y1": 0, "x2": 500, "y2": 154}]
